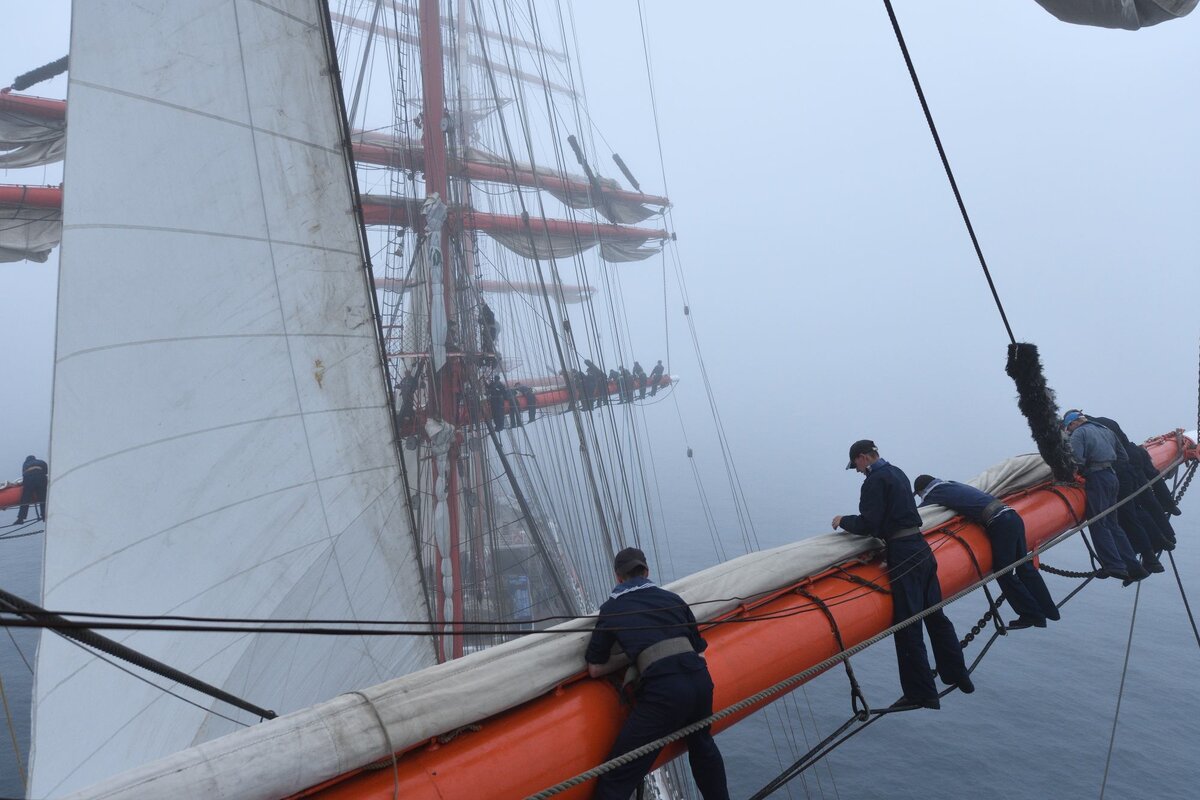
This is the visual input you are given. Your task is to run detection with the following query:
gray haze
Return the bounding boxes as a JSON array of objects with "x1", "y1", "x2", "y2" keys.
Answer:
[{"x1": 3, "y1": 2, "x2": 1200, "y2": 798}]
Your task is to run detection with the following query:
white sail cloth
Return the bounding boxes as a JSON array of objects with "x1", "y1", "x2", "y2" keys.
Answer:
[
  {"x1": 1033, "y1": 0, "x2": 1197, "y2": 28},
  {"x1": 69, "y1": 453, "x2": 1051, "y2": 800},
  {"x1": 33, "y1": 1, "x2": 437, "y2": 795},
  {"x1": 0, "y1": 205, "x2": 61, "y2": 263},
  {"x1": 0, "y1": 106, "x2": 66, "y2": 168}
]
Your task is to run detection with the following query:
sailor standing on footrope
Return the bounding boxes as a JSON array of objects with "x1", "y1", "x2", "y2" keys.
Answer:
[
  {"x1": 1062, "y1": 410, "x2": 1150, "y2": 585},
  {"x1": 913, "y1": 475, "x2": 1059, "y2": 630},
  {"x1": 833, "y1": 440, "x2": 974, "y2": 710},
  {"x1": 585, "y1": 547, "x2": 730, "y2": 800}
]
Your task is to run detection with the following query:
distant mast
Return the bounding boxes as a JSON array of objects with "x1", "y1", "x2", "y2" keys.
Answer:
[{"x1": 418, "y1": 0, "x2": 465, "y2": 660}]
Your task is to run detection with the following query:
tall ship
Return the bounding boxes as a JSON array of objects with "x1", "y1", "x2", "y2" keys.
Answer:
[{"x1": 0, "y1": 1, "x2": 1198, "y2": 798}]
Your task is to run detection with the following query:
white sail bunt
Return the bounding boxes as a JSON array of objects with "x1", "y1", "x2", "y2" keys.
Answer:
[
  {"x1": 0, "y1": 205, "x2": 60, "y2": 263},
  {"x1": 66, "y1": 453, "x2": 1053, "y2": 799},
  {"x1": 31, "y1": 1, "x2": 437, "y2": 795}
]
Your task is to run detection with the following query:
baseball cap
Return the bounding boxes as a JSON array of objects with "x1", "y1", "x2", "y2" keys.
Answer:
[
  {"x1": 613, "y1": 547, "x2": 648, "y2": 577},
  {"x1": 846, "y1": 439, "x2": 877, "y2": 470}
]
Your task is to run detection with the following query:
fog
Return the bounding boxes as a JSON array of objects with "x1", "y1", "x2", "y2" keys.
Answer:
[{"x1": 2, "y1": 1, "x2": 1199, "y2": 797}]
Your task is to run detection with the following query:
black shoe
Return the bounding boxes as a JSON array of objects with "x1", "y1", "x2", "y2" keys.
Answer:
[
  {"x1": 1128, "y1": 562, "x2": 1151, "y2": 580},
  {"x1": 1096, "y1": 568, "x2": 1131, "y2": 581},
  {"x1": 1143, "y1": 557, "x2": 1165, "y2": 574},
  {"x1": 1007, "y1": 616, "x2": 1047, "y2": 631},
  {"x1": 889, "y1": 695, "x2": 941, "y2": 711},
  {"x1": 10, "y1": 519, "x2": 25, "y2": 526},
  {"x1": 954, "y1": 675, "x2": 975, "y2": 694},
  {"x1": 1169, "y1": 506, "x2": 1183, "y2": 517},
  {"x1": 1161, "y1": 538, "x2": 1177, "y2": 552}
]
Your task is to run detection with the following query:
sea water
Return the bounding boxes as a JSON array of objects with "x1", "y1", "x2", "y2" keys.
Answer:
[{"x1": 3, "y1": 515, "x2": 1198, "y2": 798}]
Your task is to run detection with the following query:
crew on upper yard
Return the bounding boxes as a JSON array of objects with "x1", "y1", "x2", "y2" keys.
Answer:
[
  {"x1": 12, "y1": 455, "x2": 47, "y2": 526},
  {"x1": 1063, "y1": 410, "x2": 1150, "y2": 585},
  {"x1": 832, "y1": 440, "x2": 973, "y2": 709},
  {"x1": 914, "y1": 474, "x2": 1059, "y2": 630},
  {"x1": 585, "y1": 547, "x2": 730, "y2": 799}
]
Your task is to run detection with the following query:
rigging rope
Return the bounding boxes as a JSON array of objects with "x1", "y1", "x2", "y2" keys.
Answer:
[
  {"x1": 0, "y1": 670, "x2": 24, "y2": 791},
  {"x1": 1099, "y1": 582, "x2": 1140, "y2": 799},
  {"x1": 880, "y1": 0, "x2": 1014, "y2": 344}
]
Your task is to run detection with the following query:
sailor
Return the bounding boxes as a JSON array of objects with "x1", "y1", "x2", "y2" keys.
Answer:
[
  {"x1": 833, "y1": 440, "x2": 973, "y2": 709},
  {"x1": 573, "y1": 368, "x2": 593, "y2": 411},
  {"x1": 1089, "y1": 413, "x2": 1177, "y2": 553},
  {"x1": 396, "y1": 368, "x2": 418, "y2": 429},
  {"x1": 479, "y1": 301, "x2": 499, "y2": 365},
  {"x1": 505, "y1": 383, "x2": 521, "y2": 428},
  {"x1": 1063, "y1": 411, "x2": 1151, "y2": 584},
  {"x1": 585, "y1": 547, "x2": 730, "y2": 800},
  {"x1": 632, "y1": 361, "x2": 648, "y2": 398},
  {"x1": 914, "y1": 475, "x2": 1059, "y2": 630},
  {"x1": 584, "y1": 360, "x2": 607, "y2": 407},
  {"x1": 13, "y1": 455, "x2": 47, "y2": 525},
  {"x1": 648, "y1": 360, "x2": 665, "y2": 396},
  {"x1": 487, "y1": 375, "x2": 507, "y2": 430},
  {"x1": 618, "y1": 366, "x2": 634, "y2": 404},
  {"x1": 514, "y1": 383, "x2": 537, "y2": 423}
]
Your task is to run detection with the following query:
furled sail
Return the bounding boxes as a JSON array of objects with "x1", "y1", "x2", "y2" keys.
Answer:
[
  {"x1": 30, "y1": 1, "x2": 436, "y2": 795},
  {"x1": 1033, "y1": 0, "x2": 1197, "y2": 28},
  {"x1": 0, "y1": 196, "x2": 59, "y2": 262},
  {"x1": 0, "y1": 93, "x2": 66, "y2": 168}
]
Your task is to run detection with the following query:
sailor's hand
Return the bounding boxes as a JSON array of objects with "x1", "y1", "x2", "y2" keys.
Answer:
[{"x1": 832, "y1": 515, "x2": 843, "y2": 530}]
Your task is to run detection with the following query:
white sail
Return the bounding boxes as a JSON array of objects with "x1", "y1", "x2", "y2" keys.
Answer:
[{"x1": 30, "y1": 1, "x2": 437, "y2": 795}]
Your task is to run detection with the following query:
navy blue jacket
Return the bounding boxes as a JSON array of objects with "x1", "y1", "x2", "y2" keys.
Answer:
[
  {"x1": 585, "y1": 577, "x2": 707, "y2": 677},
  {"x1": 839, "y1": 459, "x2": 922, "y2": 541},
  {"x1": 918, "y1": 480, "x2": 998, "y2": 525}
]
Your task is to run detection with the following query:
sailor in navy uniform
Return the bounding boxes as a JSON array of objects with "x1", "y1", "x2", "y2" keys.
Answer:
[
  {"x1": 13, "y1": 455, "x2": 47, "y2": 525},
  {"x1": 914, "y1": 474, "x2": 1059, "y2": 630},
  {"x1": 585, "y1": 547, "x2": 729, "y2": 800},
  {"x1": 834, "y1": 440, "x2": 973, "y2": 709}
]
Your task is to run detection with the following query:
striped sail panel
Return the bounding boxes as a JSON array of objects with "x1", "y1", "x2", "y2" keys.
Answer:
[{"x1": 30, "y1": 1, "x2": 436, "y2": 795}]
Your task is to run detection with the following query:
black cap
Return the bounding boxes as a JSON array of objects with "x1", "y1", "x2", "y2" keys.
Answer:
[
  {"x1": 613, "y1": 546, "x2": 648, "y2": 577},
  {"x1": 846, "y1": 439, "x2": 877, "y2": 470},
  {"x1": 913, "y1": 474, "x2": 935, "y2": 496}
]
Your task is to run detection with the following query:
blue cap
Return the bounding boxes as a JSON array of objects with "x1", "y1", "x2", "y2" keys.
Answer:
[{"x1": 1062, "y1": 410, "x2": 1083, "y2": 427}]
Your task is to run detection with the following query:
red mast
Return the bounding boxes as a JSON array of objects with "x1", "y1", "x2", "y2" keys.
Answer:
[{"x1": 418, "y1": 0, "x2": 465, "y2": 661}]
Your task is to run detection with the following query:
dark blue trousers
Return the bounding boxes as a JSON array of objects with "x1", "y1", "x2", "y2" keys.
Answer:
[
  {"x1": 1083, "y1": 469, "x2": 1140, "y2": 572},
  {"x1": 987, "y1": 512, "x2": 1059, "y2": 622},
  {"x1": 886, "y1": 536, "x2": 968, "y2": 703},
  {"x1": 594, "y1": 668, "x2": 729, "y2": 800}
]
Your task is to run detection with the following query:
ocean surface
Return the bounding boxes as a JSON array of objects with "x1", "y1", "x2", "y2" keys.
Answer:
[{"x1": 2, "y1": 510, "x2": 1199, "y2": 798}]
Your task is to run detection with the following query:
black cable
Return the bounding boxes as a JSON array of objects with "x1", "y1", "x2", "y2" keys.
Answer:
[{"x1": 881, "y1": 0, "x2": 1016, "y2": 345}]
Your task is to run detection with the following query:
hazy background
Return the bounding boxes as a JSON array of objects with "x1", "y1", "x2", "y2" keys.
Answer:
[{"x1": 3, "y1": 2, "x2": 1200, "y2": 798}]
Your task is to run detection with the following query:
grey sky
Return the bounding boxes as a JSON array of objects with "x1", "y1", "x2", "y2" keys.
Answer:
[{"x1": 4, "y1": 3, "x2": 1197, "y2": 523}]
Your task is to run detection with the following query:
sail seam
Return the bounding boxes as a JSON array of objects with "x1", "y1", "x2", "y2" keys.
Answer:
[
  {"x1": 47, "y1": 469, "x2": 402, "y2": 594},
  {"x1": 59, "y1": 223, "x2": 360, "y2": 256},
  {"x1": 55, "y1": 332, "x2": 380, "y2": 364},
  {"x1": 69, "y1": 77, "x2": 344, "y2": 157}
]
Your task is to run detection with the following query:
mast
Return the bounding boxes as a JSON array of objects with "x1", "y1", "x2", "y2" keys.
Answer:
[{"x1": 418, "y1": 0, "x2": 465, "y2": 661}]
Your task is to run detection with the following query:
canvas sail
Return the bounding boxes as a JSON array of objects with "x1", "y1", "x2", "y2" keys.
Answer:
[{"x1": 30, "y1": 1, "x2": 437, "y2": 795}]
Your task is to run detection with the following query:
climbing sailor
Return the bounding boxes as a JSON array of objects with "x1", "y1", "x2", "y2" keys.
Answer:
[
  {"x1": 1062, "y1": 410, "x2": 1151, "y2": 584},
  {"x1": 914, "y1": 474, "x2": 1059, "y2": 630},
  {"x1": 833, "y1": 440, "x2": 973, "y2": 709},
  {"x1": 585, "y1": 547, "x2": 730, "y2": 800}
]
